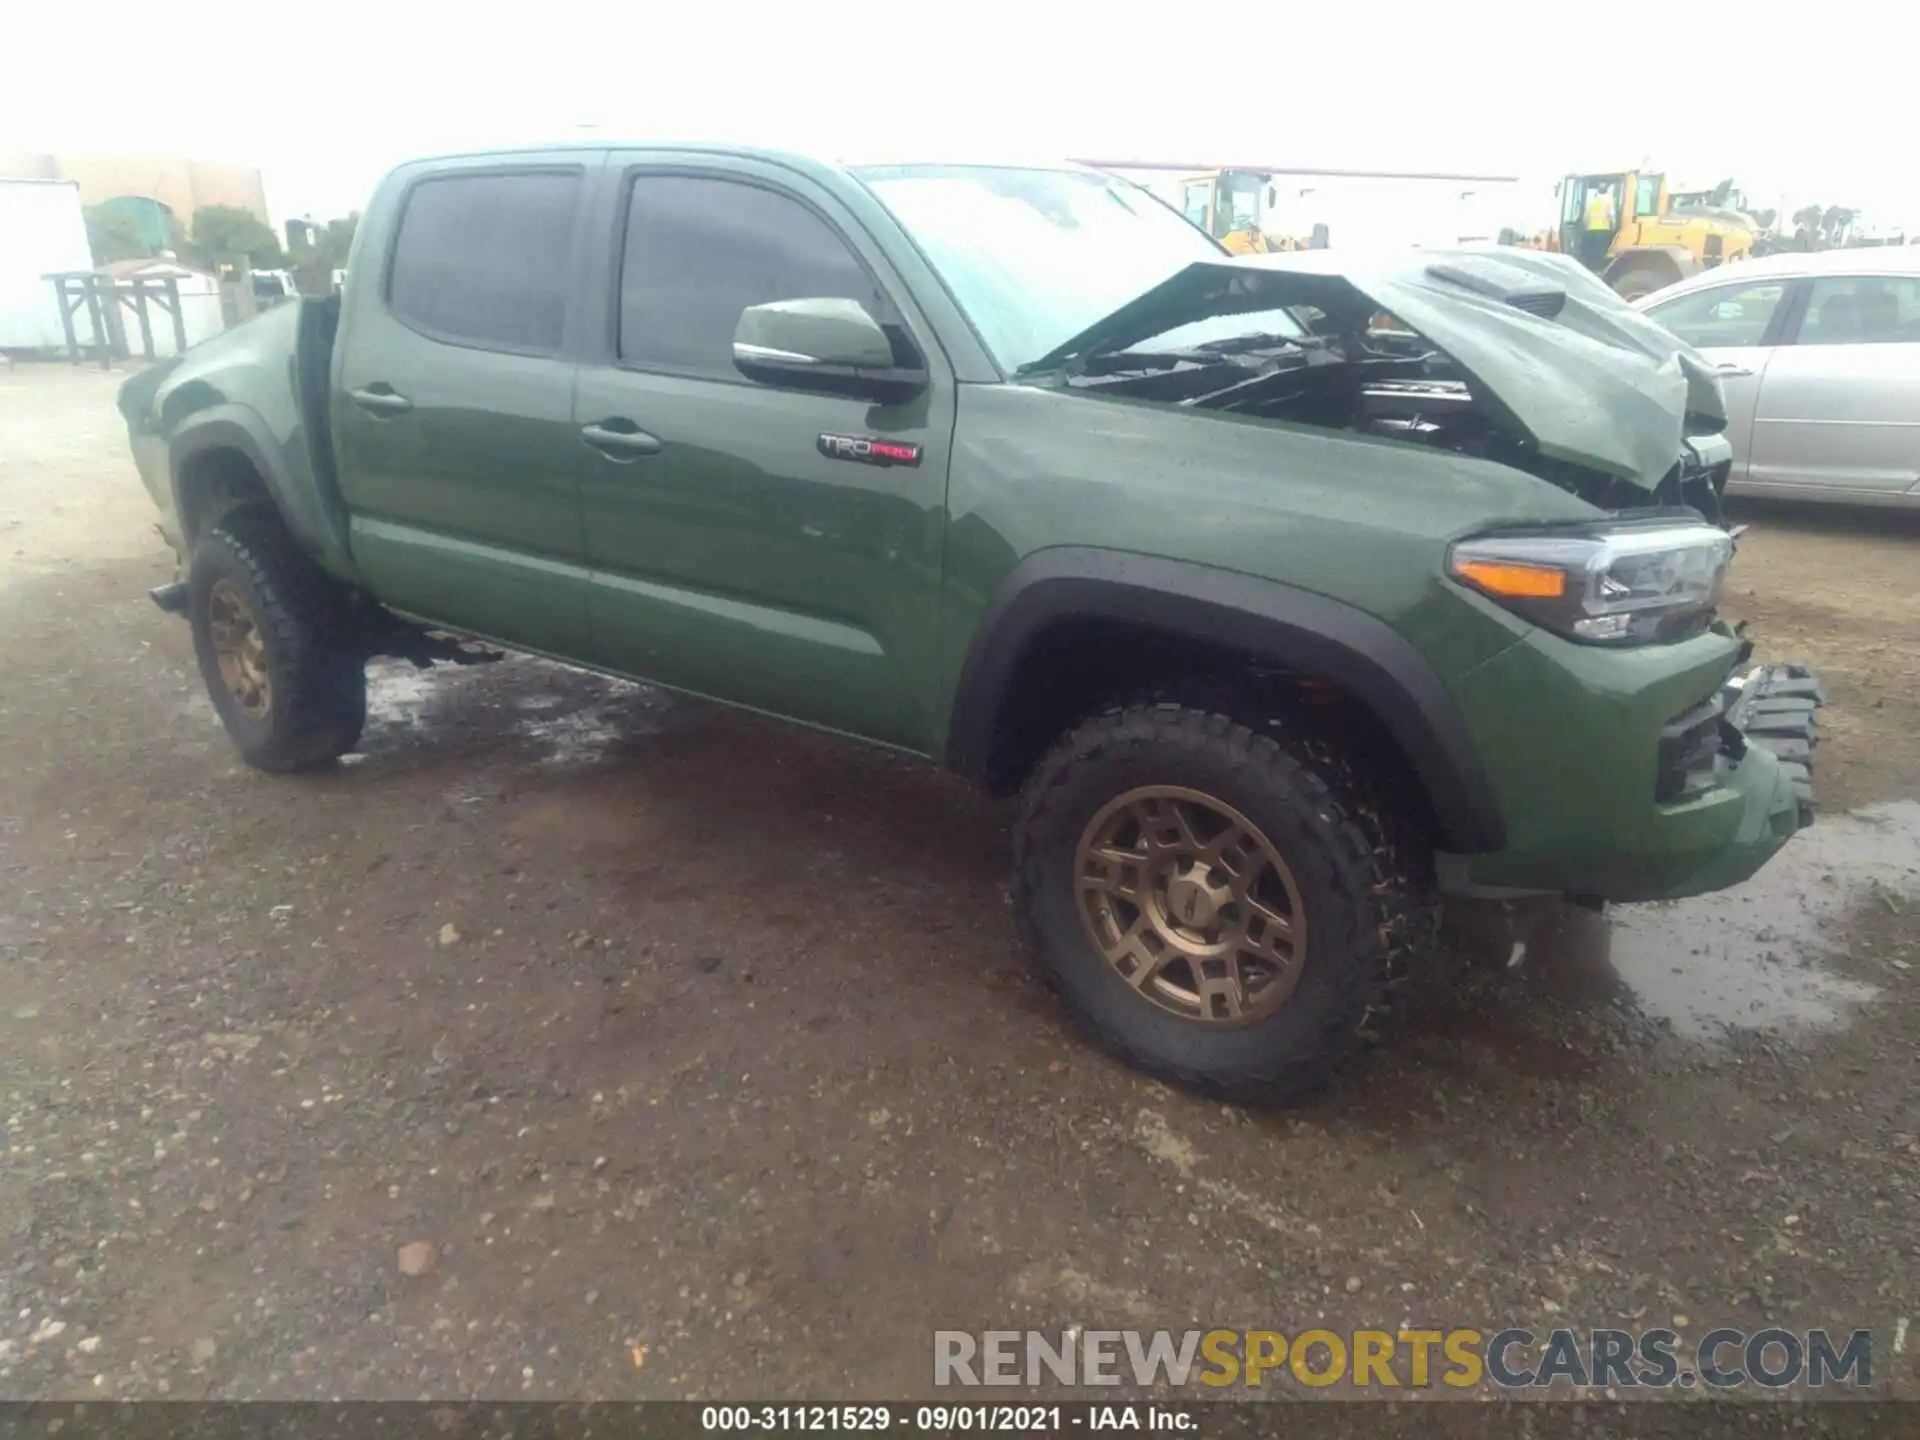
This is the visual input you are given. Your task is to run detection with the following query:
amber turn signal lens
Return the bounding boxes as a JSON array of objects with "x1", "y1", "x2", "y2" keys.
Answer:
[{"x1": 1452, "y1": 559, "x2": 1567, "y2": 599}]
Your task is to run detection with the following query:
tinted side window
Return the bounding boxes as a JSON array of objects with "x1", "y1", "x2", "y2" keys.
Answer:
[
  {"x1": 1795, "y1": 275, "x2": 1920, "y2": 345},
  {"x1": 388, "y1": 172, "x2": 580, "y2": 353},
  {"x1": 619, "y1": 176, "x2": 881, "y2": 375},
  {"x1": 1645, "y1": 280, "x2": 1787, "y2": 349}
]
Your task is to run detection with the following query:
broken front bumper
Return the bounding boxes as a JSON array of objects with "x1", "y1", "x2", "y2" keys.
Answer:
[
  {"x1": 1720, "y1": 662, "x2": 1826, "y2": 824},
  {"x1": 1442, "y1": 632, "x2": 1828, "y2": 904},
  {"x1": 1630, "y1": 660, "x2": 1827, "y2": 900}
]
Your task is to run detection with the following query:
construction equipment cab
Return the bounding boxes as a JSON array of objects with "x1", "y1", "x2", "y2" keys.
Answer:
[
  {"x1": 1558, "y1": 170, "x2": 1755, "y2": 300},
  {"x1": 1176, "y1": 170, "x2": 1275, "y2": 254}
]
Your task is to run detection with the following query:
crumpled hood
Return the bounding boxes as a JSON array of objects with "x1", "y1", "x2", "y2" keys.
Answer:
[{"x1": 1032, "y1": 246, "x2": 1725, "y2": 492}]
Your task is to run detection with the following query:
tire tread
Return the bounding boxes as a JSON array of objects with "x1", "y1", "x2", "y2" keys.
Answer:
[
  {"x1": 190, "y1": 513, "x2": 365, "y2": 772},
  {"x1": 1011, "y1": 701, "x2": 1436, "y2": 1102}
]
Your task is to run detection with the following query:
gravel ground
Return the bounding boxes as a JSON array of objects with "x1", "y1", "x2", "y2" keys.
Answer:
[{"x1": 2, "y1": 363, "x2": 1917, "y2": 1403}]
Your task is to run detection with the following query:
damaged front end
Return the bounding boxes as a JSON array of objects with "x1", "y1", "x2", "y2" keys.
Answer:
[
  {"x1": 1023, "y1": 245, "x2": 1736, "y2": 519},
  {"x1": 1026, "y1": 244, "x2": 1831, "y2": 891}
]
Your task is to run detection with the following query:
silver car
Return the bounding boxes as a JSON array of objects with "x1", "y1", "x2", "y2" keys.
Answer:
[{"x1": 1633, "y1": 247, "x2": 1920, "y2": 508}]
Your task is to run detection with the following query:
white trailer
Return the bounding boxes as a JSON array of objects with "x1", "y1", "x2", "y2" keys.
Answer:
[{"x1": 0, "y1": 178, "x2": 93, "y2": 352}]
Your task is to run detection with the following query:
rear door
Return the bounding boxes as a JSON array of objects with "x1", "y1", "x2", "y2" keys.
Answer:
[
  {"x1": 1745, "y1": 272, "x2": 1920, "y2": 496},
  {"x1": 569, "y1": 154, "x2": 954, "y2": 750},
  {"x1": 1639, "y1": 274, "x2": 1797, "y2": 479},
  {"x1": 331, "y1": 153, "x2": 603, "y2": 652}
]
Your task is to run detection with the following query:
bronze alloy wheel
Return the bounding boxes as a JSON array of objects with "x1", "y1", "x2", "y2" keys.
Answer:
[
  {"x1": 1075, "y1": 785, "x2": 1307, "y2": 1026},
  {"x1": 206, "y1": 579, "x2": 272, "y2": 720}
]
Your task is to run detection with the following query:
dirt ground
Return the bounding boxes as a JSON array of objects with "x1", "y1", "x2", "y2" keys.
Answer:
[{"x1": 2, "y1": 363, "x2": 1918, "y2": 1403}]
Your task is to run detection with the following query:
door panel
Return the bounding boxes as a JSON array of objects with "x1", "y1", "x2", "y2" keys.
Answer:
[
  {"x1": 1640, "y1": 274, "x2": 1797, "y2": 480},
  {"x1": 574, "y1": 161, "x2": 952, "y2": 752},
  {"x1": 338, "y1": 334, "x2": 588, "y2": 648},
  {"x1": 1748, "y1": 342, "x2": 1920, "y2": 493},
  {"x1": 331, "y1": 160, "x2": 596, "y2": 652},
  {"x1": 576, "y1": 369, "x2": 947, "y2": 746},
  {"x1": 1687, "y1": 344, "x2": 1771, "y2": 477}
]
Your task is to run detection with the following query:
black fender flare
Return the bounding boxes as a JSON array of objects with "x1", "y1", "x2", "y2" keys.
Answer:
[
  {"x1": 944, "y1": 549, "x2": 1506, "y2": 853},
  {"x1": 167, "y1": 407, "x2": 356, "y2": 579}
]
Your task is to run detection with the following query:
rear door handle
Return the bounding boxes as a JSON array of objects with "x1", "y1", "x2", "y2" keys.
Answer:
[
  {"x1": 348, "y1": 386, "x2": 413, "y2": 416},
  {"x1": 581, "y1": 421, "x2": 662, "y2": 459}
]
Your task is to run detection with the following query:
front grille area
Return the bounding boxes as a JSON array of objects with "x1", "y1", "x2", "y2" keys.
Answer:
[{"x1": 1656, "y1": 698, "x2": 1730, "y2": 803}]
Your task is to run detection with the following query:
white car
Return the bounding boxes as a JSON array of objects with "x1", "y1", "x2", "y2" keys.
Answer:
[{"x1": 1633, "y1": 246, "x2": 1920, "y2": 508}]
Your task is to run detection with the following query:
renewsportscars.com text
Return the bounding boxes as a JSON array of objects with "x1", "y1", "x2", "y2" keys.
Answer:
[{"x1": 934, "y1": 1327, "x2": 1874, "y2": 1391}]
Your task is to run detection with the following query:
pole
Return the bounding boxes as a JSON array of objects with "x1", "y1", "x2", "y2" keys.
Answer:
[
  {"x1": 55, "y1": 277, "x2": 81, "y2": 364},
  {"x1": 133, "y1": 283, "x2": 155, "y2": 359},
  {"x1": 82, "y1": 278, "x2": 110, "y2": 370},
  {"x1": 165, "y1": 277, "x2": 186, "y2": 353}
]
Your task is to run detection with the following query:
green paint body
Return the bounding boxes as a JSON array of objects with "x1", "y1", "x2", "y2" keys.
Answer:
[{"x1": 118, "y1": 144, "x2": 1808, "y2": 904}]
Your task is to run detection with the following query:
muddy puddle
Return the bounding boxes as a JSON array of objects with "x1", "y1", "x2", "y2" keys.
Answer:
[{"x1": 1521, "y1": 801, "x2": 1920, "y2": 1040}]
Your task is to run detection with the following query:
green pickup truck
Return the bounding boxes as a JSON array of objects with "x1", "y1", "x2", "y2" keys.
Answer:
[{"x1": 118, "y1": 146, "x2": 1823, "y2": 1100}]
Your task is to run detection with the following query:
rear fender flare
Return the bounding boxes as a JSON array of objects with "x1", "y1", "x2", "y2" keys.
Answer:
[
  {"x1": 168, "y1": 407, "x2": 357, "y2": 580},
  {"x1": 945, "y1": 549, "x2": 1506, "y2": 853}
]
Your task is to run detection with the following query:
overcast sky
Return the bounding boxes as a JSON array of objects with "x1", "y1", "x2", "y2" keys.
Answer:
[{"x1": 6, "y1": 1, "x2": 1904, "y2": 231}]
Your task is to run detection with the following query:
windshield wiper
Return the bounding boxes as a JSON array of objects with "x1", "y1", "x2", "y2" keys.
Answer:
[
  {"x1": 1015, "y1": 330, "x2": 1328, "y2": 381},
  {"x1": 1193, "y1": 331, "x2": 1326, "y2": 355}
]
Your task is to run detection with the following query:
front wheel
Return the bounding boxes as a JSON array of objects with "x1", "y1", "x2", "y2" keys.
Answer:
[
  {"x1": 1609, "y1": 262, "x2": 1679, "y2": 302},
  {"x1": 187, "y1": 515, "x2": 366, "y2": 772},
  {"x1": 1012, "y1": 704, "x2": 1437, "y2": 1102}
]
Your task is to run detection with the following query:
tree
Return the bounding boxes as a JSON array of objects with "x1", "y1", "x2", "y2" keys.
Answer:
[
  {"x1": 83, "y1": 204, "x2": 153, "y2": 265},
  {"x1": 187, "y1": 204, "x2": 285, "y2": 270}
]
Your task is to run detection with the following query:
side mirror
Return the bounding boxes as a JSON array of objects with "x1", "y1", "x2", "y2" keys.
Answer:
[{"x1": 732, "y1": 298, "x2": 925, "y2": 403}]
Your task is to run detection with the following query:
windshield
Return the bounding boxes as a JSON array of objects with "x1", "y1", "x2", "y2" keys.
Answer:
[
  {"x1": 855, "y1": 165, "x2": 1226, "y2": 371},
  {"x1": 1222, "y1": 173, "x2": 1263, "y2": 229}
]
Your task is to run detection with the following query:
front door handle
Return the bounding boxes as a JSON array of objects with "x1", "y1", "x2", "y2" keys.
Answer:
[
  {"x1": 581, "y1": 421, "x2": 662, "y2": 459},
  {"x1": 348, "y1": 386, "x2": 413, "y2": 416},
  {"x1": 1715, "y1": 362, "x2": 1755, "y2": 378}
]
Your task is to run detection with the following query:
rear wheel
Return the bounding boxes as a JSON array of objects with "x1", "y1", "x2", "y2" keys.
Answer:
[
  {"x1": 187, "y1": 514, "x2": 366, "y2": 771},
  {"x1": 1012, "y1": 703, "x2": 1438, "y2": 1102}
]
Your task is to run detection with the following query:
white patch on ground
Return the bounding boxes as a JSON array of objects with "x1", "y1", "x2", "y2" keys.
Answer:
[
  {"x1": 362, "y1": 661, "x2": 442, "y2": 731},
  {"x1": 516, "y1": 709, "x2": 624, "y2": 767}
]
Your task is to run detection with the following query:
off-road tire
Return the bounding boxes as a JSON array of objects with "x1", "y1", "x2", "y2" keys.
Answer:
[
  {"x1": 1012, "y1": 703, "x2": 1439, "y2": 1102},
  {"x1": 187, "y1": 513, "x2": 366, "y2": 772}
]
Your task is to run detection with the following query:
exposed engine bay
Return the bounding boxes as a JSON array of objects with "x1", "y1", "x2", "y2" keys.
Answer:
[{"x1": 1065, "y1": 314, "x2": 1731, "y2": 523}]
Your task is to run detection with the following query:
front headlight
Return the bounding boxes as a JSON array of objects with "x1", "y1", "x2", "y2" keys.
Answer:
[{"x1": 1448, "y1": 517, "x2": 1733, "y2": 645}]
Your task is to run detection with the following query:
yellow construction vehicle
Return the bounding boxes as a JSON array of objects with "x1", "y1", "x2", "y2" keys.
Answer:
[
  {"x1": 1167, "y1": 170, "x2": 1338, "y2": 252},
  {"x1": 1556, "y1": 170, "x2": 1756, "y2": 299},
  {"x1": 1172, "y1": 169, "x2": 1278, "y2": 253}
]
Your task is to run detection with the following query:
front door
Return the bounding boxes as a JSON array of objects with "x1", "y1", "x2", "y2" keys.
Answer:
[
  {"x1": 1747, "y1": 272, "x2": 1920, "y2": 495},
  {"x1": 571, "y1": 159, "x2": 953, "y2": 751},
  {"x1": 1639, "y1": 274, "x2": 1797, "y2": 477},
  {"x1": 331, "y1": 158, "x2": 600, "y2": 653}
]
